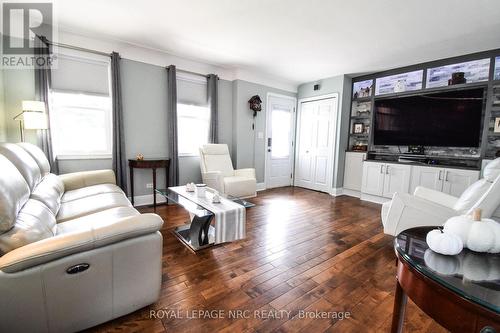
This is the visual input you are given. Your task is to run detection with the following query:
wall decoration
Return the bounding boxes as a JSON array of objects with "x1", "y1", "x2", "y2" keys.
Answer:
[
  {"x1": 248, "y1": 95, "x2": 262, "y2": 117},
  {"x1": 495, "y1": 56, "x2": 500, "y2": 81},
  {"x1": 426, "y1": 58, "x2": 490, "y2": 88},
  {"x1": 375, "y1": 70, "x2": 423, "y2": 96},
  {"x1": 495, "y1": 117, "x2": 500, "y2": 133},
  {"x1": 353, "y1": 123, "x2": 364, "y2": 134},
  {"x1": 352, "y1": 80, "x2": 372, "y2": 98}
]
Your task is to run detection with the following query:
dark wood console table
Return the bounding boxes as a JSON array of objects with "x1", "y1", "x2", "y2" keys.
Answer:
[
  {"x1": 128, "y1": 158, "x2": 170, "y2": 208},
  {"x1": 392, "y1": 228, "x2": 499, "y2": 333}
]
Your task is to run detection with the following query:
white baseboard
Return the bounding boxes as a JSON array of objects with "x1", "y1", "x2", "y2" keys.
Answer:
[
  {"x1": 330, "y1": 187, "x2": 343, "y2": 196},
  {"x1": 129, "y1": 194, "x2": 167, "y2": 207},
  {"x1": 360, "y1": 193, "x2": 390, "y2": 204},
  {"x1": 256, "y1": 183, "x2": 266, "y2": 191},
  {"x1": 341, "y1": 188, "x2": 362, "y2": 198}
]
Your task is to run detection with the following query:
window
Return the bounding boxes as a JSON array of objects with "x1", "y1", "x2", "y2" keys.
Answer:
[
  {"x1": 177, "y1": 103, "x2": 210, "y2": 156},
  {"x1": 50, "y1": 91, "x2": 112, "y2": 157}
]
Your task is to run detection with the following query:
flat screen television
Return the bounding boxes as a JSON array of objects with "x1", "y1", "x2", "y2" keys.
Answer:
[{"x1": 373, "y1": 88, "x2": 484, "y2": 147}]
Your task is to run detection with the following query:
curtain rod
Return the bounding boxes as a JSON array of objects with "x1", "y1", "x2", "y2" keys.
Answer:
[
  {"x1": 44, "y1": 39, "x2": 111, "y2": 58},
  {"x1": 177, "y1": 68, "x2": 209, "y2": 78}
]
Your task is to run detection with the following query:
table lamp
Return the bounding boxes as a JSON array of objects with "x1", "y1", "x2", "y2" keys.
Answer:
[{"x1": 14, "y1": 101, "x2": 48, "y2": 141}]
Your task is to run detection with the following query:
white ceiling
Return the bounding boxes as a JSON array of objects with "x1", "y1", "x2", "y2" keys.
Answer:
[{"x1": 54, "y1": 0, "x2": 500, "y2": 86}]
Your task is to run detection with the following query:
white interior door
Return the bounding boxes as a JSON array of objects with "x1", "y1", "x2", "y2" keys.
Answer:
[
  {"x1": 294, "y1": 96, "x2": 338, "y2": 193},
  {"x1": 265, "y1": 95, "x2": 296, "y2": 188}
]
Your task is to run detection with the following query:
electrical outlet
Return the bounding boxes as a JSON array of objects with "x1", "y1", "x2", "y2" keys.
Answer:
[{"x1": 146, "y1": 183, "x2": 153, "y2": 189}]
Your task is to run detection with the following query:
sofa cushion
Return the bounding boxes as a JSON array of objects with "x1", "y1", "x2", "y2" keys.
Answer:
[
  {"x1": 17, "y1": 142, "x2": 51, "y2": 176},
  {"x1": 0, "y1": 199, "x2": 57, "y2": 254},
  {"x1": 453, "y1": 179, "x2": 491, "y2": 214},
  {"x1": 57, "y1": 206, "x2": 140, "y2": 235},
  {"x1": 223, "y1": 176, "x2": 256, "y2": 198},
  {"x1": 0, "y1": 143, "x2": 41, "y2": 190},
  {"x1": 61, "y1": 184, "x2": 124, "y2": 203},
  {"x1": 56, "y1": 192, "x2": 132, "y2": 223},
  {"x1": 31, "y1": 174, "x2": 65, "y2": 215},
  {"x1": 0, "y1": 156, "x2": 30, "y2": 232},
  {"x1": 484, "y1": 157, "x2": 500, "y2": 182}
]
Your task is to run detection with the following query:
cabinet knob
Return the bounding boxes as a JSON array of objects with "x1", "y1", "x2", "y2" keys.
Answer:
[{"x1": 480, "y1": 326, "x2": 496, "y2": 333}]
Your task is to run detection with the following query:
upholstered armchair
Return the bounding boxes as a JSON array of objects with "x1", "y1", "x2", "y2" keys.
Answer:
[
  {"x1": 199, "y1": 144, "x2": 257, "y2": 198},
  {"x1": 382, "y1": 158, "x2": 500, "y2": 236}
]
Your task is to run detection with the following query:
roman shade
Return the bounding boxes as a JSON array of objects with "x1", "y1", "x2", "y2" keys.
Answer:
[{"x1": 51, "y1": 53, "x2": 110, "y2": 95}]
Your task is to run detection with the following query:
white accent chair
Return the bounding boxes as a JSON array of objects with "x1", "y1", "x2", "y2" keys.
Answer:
[
  {"x1": 0, "y1": 142, "x2": 164, "y2": 332},
  {"x1": 199, "y1": 144, "x2": 257, "y2": 198},
  {"x1": 381, "y1": 158, "x2": 500, "y2": 236}
]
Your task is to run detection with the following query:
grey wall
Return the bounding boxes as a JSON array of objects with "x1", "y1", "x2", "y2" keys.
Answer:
[
  {"x1": 231, "y1": 80, "x2": 296, "y2": 183},
  {"x1": 0, "y1": 69, "x2": 5, "y2": 141},
  {"x1": 2, "y1": 68, "x2": 37, "y2": 144},
  {"x1": 297, "y1": 75, "x2": 352, "y2": 189}
]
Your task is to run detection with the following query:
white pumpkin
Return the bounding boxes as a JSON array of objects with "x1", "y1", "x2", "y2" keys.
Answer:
[
  {"x1": 426, "y1": 228, "x2": 463, "y2": 255},
  {"x1": 443, "y1": 209, "x2": 500, "y2": 253},
  {"x1": 424, "y1": 249, "x2": 461, "y2": 275}
]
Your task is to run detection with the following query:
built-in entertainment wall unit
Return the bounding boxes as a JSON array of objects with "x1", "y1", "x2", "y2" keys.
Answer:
[{"x1": 343, "y1": 49, "x2": 500, "y2": 203}]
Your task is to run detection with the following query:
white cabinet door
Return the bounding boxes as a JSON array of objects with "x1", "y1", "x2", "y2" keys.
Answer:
[
  {"x1": 382, "y1": 164, "x2": 412, "y2": 198},
  {"x1": 343, "y1": 152, "x2": 366, "y2": 191},
  {"x1": 361, "y1": 162, "x2": 385, "y2": 196},
  {"x1": 442, "y1": 169, "x2": 480, "y2": 197},
  {"x1": 410, "y1": 166, "x2": 444, "y2": 194}
]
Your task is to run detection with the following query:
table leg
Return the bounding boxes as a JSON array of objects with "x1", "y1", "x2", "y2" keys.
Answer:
[
  {"x1": 129, "y1": 166, "x2": 134, "y2": 206},
  {"x1": 166, "y1": 165, "x2": 169, "y2": 204},
  {"x1": 152, "y1": 168, "x2": 157, "y2": 210},
  {"x1": 391, "y1": 281, "x2": 407, "y2": 333}
]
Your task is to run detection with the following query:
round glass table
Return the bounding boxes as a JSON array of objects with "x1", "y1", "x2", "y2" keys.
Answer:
[{"x1": 392, "y1": 227, "x2": 500, "y2": 333}]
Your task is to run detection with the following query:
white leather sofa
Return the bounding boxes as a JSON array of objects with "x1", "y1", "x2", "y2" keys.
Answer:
[
  {"x1": 199, "y1": 144, "x2": 257, "y2": 198},
  {"x1": 0, "y1": 142, "x2": 164, "y2": 332},
  {"x1": 381, "y1": 158, "x2": 500, "y2": 236}
]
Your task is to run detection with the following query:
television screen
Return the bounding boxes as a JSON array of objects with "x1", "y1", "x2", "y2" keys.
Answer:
[{"x1": 373, "y1": 88, "x2": 484, "y2": 147}]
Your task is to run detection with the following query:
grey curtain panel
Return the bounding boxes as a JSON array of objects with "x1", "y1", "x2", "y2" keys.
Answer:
[
  {"x1": 111, "y1": 52, "x2": 127, "y2": 192},
  {"x1": 166, "y1": 65, "x2": 179, "y2": 186},
  {"x1": 34, "y1": 35, "x2": 59, "y2": 174},
  {"x1": 207, "y1": 74, "x2": 219, "y2": 143}
]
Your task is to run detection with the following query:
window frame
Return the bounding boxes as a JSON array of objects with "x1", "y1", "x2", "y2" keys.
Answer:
[
  {"x1": 49, "y1": 90, "x2": 113, "y2": 159},
  {"x1": 177, "y1": 102, "x2": 210, "y2": 157}
]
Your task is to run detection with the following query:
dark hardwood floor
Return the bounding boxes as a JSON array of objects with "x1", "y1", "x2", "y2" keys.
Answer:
[{"x1": 89, "y1": 187, "x2": 447, "y2": 333}]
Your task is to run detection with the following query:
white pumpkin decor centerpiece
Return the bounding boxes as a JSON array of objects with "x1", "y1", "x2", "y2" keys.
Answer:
[
  {"x1": 443, "y1": 209, "x2": 500, "y2": 254},
  {"x1": 426, "y1": 227, "x2": 463, "y2": 255}
]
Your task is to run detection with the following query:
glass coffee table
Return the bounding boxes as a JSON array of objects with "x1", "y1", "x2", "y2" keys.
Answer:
[
  {"x1": 156, "y1": 188, "x2": 216, "y2": 251},
  {"x1": 156, "y1": 188, "x2": 250, "y2": 252},
  {"x1": 391, "y1": 227, "x2": 499, "y2": 333}
]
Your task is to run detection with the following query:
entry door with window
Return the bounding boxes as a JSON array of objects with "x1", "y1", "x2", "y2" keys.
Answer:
[
  {"x1": 265, "y1": 95, "x2": 296, "y2": 188},
  {"x1": 294, "y1": 96, "x2": 338, "y2": 193}
]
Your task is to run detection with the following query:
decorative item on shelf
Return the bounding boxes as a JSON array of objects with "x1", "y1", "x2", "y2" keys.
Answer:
[
  {"x1": 196, "y1": 183, "x2": 207, "y2": 197},
  {"x1": 393, "y1": 79, "x2": 407, "y2": 93},
  {"x1": 248, "y1": 95, "x2": 262, "y2": 117},
  {"x1": 495, "y1": 117, "x2": 500, "y2": 133},
  {"x1": 212, "y1": 191, "x2": 221, "y2": 204},
  {"x1": 363, "y1": 125, "x2": 370, "y2": 135},
  {"x1": 14, "y1": 101, "x2": 48, "y2": 142},
  {"x1": 443, "y1": 209, "x2": 500, "y2": 253},
  {"x1": 186, "y1": 182, "x2": 196, "y2": 192},
  {"x1": 424, "y1": 249, "x2": 500, "y2": 282},
  {"x1": 353, "y1": 123, "x2": 364, "y2": 134},
  {"x1": 426, "y1": 226, "x2": 463, "y2": 256},
  {"x1": 351, "y1": 144, "x2": 368, "y2": 152},
  {"x1": 407, "y1": 145, "x2": 425, "y2": 155},
  {"x1": 448, "y1": 72, "x2": 466, "y2": 85},
  {"x1": 136, "y1": 153, "x2": 144, "y2": 161}
]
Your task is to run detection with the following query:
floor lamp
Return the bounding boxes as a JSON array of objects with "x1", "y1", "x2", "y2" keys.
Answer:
[{"x1": 13, "y1": 101, "x2": 48, "y2": 142}]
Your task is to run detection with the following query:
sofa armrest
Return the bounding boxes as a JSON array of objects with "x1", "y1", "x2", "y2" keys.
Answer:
[
  {"x1": 202, "y1": 171, "x2": 224, "y2": 192},
  {"x1": 59, "y1": 169, "x2": 116, "y2": 191},
  {"x1": 414, "y1": 186, "x2": 458, "y2": 208},
  {"x1": 0, "y1": 213, "x2": 163, "y2": 273},
  {"x1": 383, "y1": 192, "x2": 457, "y2": 236},
  {"x1": 235, "y1": 168, "x2": 256, "y2": 179}
]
